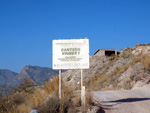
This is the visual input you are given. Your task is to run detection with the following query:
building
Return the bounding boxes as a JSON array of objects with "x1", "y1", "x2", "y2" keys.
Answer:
[{"x1": 94, "y1": 49, "x2": 117, "y2": 56}]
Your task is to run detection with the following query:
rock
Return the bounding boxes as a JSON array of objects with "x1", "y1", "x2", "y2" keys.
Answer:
[
  {"x1": 30, "y1": 109, "x2": 38, "y2": 113},
  {"x1": 132, "y1": 81, "x2": 147, "y2": 89}
]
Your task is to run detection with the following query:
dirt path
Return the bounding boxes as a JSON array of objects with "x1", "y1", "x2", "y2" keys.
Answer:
[{"x1": 93, "y1": 85, "x2": 150, "y2": 113}]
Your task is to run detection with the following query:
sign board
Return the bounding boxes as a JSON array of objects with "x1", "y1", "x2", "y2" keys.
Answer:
[{"x1": 52, "y1": 39, "x2": 89, "y2": 69}]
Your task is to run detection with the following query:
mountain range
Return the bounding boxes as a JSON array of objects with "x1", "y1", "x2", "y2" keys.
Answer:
[{"x1": 0, "y1": 65, "x2": 59, "y2": 88}]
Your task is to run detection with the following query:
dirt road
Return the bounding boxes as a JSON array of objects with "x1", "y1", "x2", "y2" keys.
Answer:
[{"x1": 93, "y1": 85, "x2": 150, "y2": 113}]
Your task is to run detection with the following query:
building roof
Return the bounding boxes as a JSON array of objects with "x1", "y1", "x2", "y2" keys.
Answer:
[{"x1": 94, "y1": 49, "x2": 117, "y2": 55}]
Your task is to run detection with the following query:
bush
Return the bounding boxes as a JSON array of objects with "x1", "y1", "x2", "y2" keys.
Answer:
[
  {"x1": 123, "y1": 80, "x2": 132, "y2": 90},
  {"x1": 14, "y1": 78, "x2": 36, "y2": 94},
  {"x1": 38, "y1": 97, "x2": 71, "y2": 113},
  {"x1": 141, "y1": 55, "x2": 150, "y2": 70},
  {"x1": 85, "y1": 92, "x2": 93, "y2": 106},
  {"x1": 120, "y1": 53, "x2": 132, "y2": 59},
  {"x1": 11, "y1": 93, "x2": 26, "y2": 105},
  {"x1": 38, "y1": 97, "x2": 59, "y2": 113},
  {"x1": 109, "y1": 55, "x2": 118, "y2": 61},
  {"x1": 73, "y1": 95, "x2": 81, "y2": 107}
]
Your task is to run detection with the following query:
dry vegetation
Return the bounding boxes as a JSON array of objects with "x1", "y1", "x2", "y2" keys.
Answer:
[{"x1": 0, "y1": 75, "x2": 93, "y2": 113}]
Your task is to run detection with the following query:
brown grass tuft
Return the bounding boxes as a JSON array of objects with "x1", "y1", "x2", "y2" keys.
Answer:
[
  {"x1": 85, "y1": 92, "x2": 93, "y2": 106},
  {"x1": 141, "y1": 55, "x2": 150, "y2": 70}
]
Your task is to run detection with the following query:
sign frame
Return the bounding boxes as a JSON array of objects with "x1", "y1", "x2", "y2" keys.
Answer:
[{"x1": 52, "y1": 39, "x2": 89, "y2": 70}]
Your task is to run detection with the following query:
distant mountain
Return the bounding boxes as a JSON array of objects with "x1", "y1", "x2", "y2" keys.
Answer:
[
  {"x1": 0, "y1": 69, "x2": 18, "y2": 87},
  {"x1": 15, "y1": 65, "x2": 59, "y2": 85},
  {"x1": 0, "y1": 66, "x2": 59, "y2": 88}
]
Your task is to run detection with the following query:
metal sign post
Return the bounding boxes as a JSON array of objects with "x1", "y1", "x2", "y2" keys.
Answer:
[
  {"x1": 81, "y1": 69, "x2": 85, "y2": 106},
  {"x1": 81, "y1": 69, "x2": 83, "y2": 104},
  {"x1": 59, "y1": 69, "x2": 61, "y2": 99},
  {"x1": 82, "y1": 86, "x2": 85, "y2": 106}
]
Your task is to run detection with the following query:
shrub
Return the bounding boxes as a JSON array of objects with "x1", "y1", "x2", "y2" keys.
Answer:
[
  {"x1": 109, "y1": 55, "x2": 118, "y2": 61},
  {"x1": 27, "y1": 75, "x2": 75, "y2": 113},
  {"x1": 73, "y1": 95, "x2": 81, "y2": 107},
  {"x1": 66, "y1": 76, "x2": 71, "y2": 81},
  {"x1": 38, "y1": 97, "x2": 71, "y2": 113},
  {"x1": 0, "y1": 72, "x2": 96, "y2": 113},
  {"x1": 141, "y1": 55, "x2": 150, "y2": 70},
  {"x1": 123, "y1": 80, "x2": 132, "y2": 90},
  {"x1": 0, "y1": 96, "x2": 17, "y2": 113},
  {"x1": 11, "y1": 93, "x2": 26, "y2": 105},
  {"x1": 14, "y1": 78, "x2": 36, "y2": 94},
  {"x1": 85, "y1": 92, "x2": 93, "y2": 106},
  {"x1": 119, "y1": 52, "x2": 132, "y2": 59},
  {"x1": 38, "y1": 97, "x2": 60, "y2": 113}
]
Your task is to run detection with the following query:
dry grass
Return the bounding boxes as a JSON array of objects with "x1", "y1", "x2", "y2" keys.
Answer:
[
  {"x1": 27, "y1": 75, "x2": 59, "y2": 108},
  {"x1": 141, "y1": 55, "x2": 150, "y2": 70},
  {"x1": 0, "y1": 75, "x2": 75, "y2": 113},
  {"x1": 16, "y1": 104, "x2": 31, "y2": 113},
  {"x1": 73, "y1": 95, "x2": 81, "y2": 107},
  {"x1": 109, "y1": 55, "x2": 118, "y2": 61},
  {"x1": 123, "y1": 80, "x2": 132, "y2": 90},
  {"x1": 27, "y1": 75, "x2": 74, "y2": 112},
  {"x1": 68, "y1": 90, "x2": 93, "y2": 113},
  {"x1": 85, "y1": 92, "x2": 93, "y2": 106},
  {"x1": 0, "y1": 92, "x2": 30, "y2": 113},
  {"x1": 35, "y1": 77, "x2": 76, "y2": 113},
  {"x1": 38, "y1": 97, "x2": 70, "y2": 113},
  {"x1": 101, "y1": 61, "x2": 114, "y2": 75},
  {"x1": 119, "y1": 52, "x2": 132, "y2": 59}
]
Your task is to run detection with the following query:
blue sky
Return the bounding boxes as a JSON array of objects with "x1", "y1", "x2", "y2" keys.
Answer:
[{"x1": 0, "y1": 0, "x2": 150, "y2": 72}]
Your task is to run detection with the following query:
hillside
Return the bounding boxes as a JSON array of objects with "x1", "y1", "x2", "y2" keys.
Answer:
[{"x1": 62, "y1": 44, "x2": 150, "y2": 91}]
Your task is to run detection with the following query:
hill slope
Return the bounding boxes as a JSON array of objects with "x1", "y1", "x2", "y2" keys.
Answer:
[{"x1": 62, "y1": 44, "x2": 150, "y2": 90}]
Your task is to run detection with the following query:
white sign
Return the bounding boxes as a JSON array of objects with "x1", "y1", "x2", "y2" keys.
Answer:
[{"x1": 52, "y1": 39, "x2": 89, "y2": 69}]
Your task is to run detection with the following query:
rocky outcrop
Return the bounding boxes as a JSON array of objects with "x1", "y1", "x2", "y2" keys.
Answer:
[
  {"x1": 120, "y1": 44, "x2": 150, "y2": 56},
  {"x1": 132, "y1": 45, "x2": 150, "y2": 55}
]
